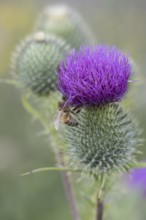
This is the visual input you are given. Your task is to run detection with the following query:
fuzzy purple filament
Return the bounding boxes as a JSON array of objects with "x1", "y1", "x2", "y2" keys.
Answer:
[{"x1": 58, "y1": 46, "x2": 132, "y2": 106}]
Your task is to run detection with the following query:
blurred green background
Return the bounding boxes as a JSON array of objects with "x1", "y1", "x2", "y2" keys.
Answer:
[{"x1": 0, "y1": 0, "x2": 146, "y2": 220}]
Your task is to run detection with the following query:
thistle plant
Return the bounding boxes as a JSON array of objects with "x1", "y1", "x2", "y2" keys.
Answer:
[
  {"x1": 6, "y1": 4, "x2": 145, "y2": 220},
  {"x1": 57, "y1": 46, "x2": 141, "y2": 174},
  {"x1": 57, "y1": 45, "x2": 143, "y2": 219},
  {"x1": 35, "y1": 5, "x2": 96, "y2": 49}
]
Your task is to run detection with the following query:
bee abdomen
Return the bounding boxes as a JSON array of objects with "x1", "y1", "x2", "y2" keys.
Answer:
[{"x1": 61, "y1": 114, "x2": 78, "y2": 126}]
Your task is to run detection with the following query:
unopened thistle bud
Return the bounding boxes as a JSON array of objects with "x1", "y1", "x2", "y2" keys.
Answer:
[
  {"x1": 11, "y1": 32, "x2": 70, "y2": 96},
  {"x1": 57, "y1": 45, "x2": 142, "y2": 175},
  {"x1": 35, "y1": 5, "x2": 96, "y2": 49}
]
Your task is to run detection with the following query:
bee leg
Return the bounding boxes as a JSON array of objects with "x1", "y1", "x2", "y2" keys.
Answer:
[
  {"x1": 62, "y1": 95, "x2": 68, "y2": 101},
  {"x1": 71, "y1": 106, "x2": 82, "y2": 114}
]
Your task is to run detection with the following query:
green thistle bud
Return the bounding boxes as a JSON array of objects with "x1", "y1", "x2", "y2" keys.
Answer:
[
  {"x1": 66, "y1": 104, "x2": 142, "y2": 176},
  {"x1": 35, "y1": 5, "x2": 96, "y2": 49},
  {"x1": 11, "y1": 32, "x2": 70, "y2": 96}
]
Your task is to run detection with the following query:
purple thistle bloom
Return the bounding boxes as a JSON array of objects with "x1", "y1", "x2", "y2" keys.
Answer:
[
  {"x1": 129, "y1": 168, "x2": 146, "y2": 197},
  {"x1": 58, "y1": 45, "x2": 132, "y2": 106}
]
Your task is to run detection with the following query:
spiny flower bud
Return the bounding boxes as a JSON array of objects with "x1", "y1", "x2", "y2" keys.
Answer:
[
  {"x1": 66, "y1": 104, "x2": 142, "y2": 175},
  {"x1": 35, "y1": 5, "x2": 96, "y2": 49},
  {"x1": 58, "y1": 46, "x2": 132, "y2": 106},
  {"x1": 11, "y1": 32, "x2": 70, "y2": 96}
]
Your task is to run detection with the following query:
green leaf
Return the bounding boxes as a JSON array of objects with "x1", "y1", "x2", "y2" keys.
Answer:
[
  {"x1": 0, "y1": 78, "x2": 22, "y2": 87},
  {"x1": 21, "y1": 167, "x2": 82, "y2": 176}
]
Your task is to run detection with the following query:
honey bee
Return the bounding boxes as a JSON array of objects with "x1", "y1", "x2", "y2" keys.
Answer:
[{"x1": 55, "y1": 96, "x2": 81, "y2": 130}]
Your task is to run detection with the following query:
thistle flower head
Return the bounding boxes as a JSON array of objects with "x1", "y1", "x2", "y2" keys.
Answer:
[
  {"x1": 11, "y1": 32, "x2": 70, "y2": 96},
  {"x1": 58, "y1": 46, "x2": 132, "y2": 106},
  {"x1": 66, "y1": 105, "x2": 142, "y2": 175},
  {"x1": 35, "y1": 4, "x2": 96, "y2": 49}
]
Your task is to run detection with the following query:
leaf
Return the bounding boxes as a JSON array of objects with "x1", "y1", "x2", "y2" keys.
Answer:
[
  {"x1": 0, "y1": 78, "x2": 22, "y2": 87},
  {"x1": 21, "y1": 167, "x2": 82, "y2": 176}
]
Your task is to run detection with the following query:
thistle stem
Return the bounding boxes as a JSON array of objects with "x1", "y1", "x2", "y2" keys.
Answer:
[
  {"x1": 54, "y1": 146, "x2": 81, "y2": 220},
  {"x1": 95, "y1": 175, "x2": 106, "y2": 220},
  {"x1": 96, "y1": 195, "x2": 104, "y2": 220}
]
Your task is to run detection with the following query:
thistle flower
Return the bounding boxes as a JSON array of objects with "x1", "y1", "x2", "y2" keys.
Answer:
[
  {"x1": 58, "y1": 46, "x2": 132, "y2": 106},
  {"x1": 128, "y1": 167, "x2": 146, "y2": 196},
  {"x1": 57, "y1": 45, "x2": 142, "y2": 176},
  {"x1": 35, "y1": 5, "x2": 96, "y2": 49},
  {"x1": 66, "y1": 105, "x2": 142, "y2": 175},
  {"x1": 11, "y1": 32, "x2": 70, "y2": 96}
]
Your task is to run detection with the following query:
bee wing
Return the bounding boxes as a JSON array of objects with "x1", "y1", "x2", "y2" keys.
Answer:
[{"x1": 54, "y1": 110, "x2": 62, "y2": 130}]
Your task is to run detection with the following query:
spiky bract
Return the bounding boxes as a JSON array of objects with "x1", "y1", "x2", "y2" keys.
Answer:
[
  {"x1": 11, "y1": 32, "x2": 70, "y2": 96},
  {"x1": 58, "y1": 46, "x2": 132, "y2": 106},
  {"x1": 35, "y1": 5, "x2": 96, "y2": 49},
  {"x1": 66, "y1": 104, "x2": 142, "y2": 175}
]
